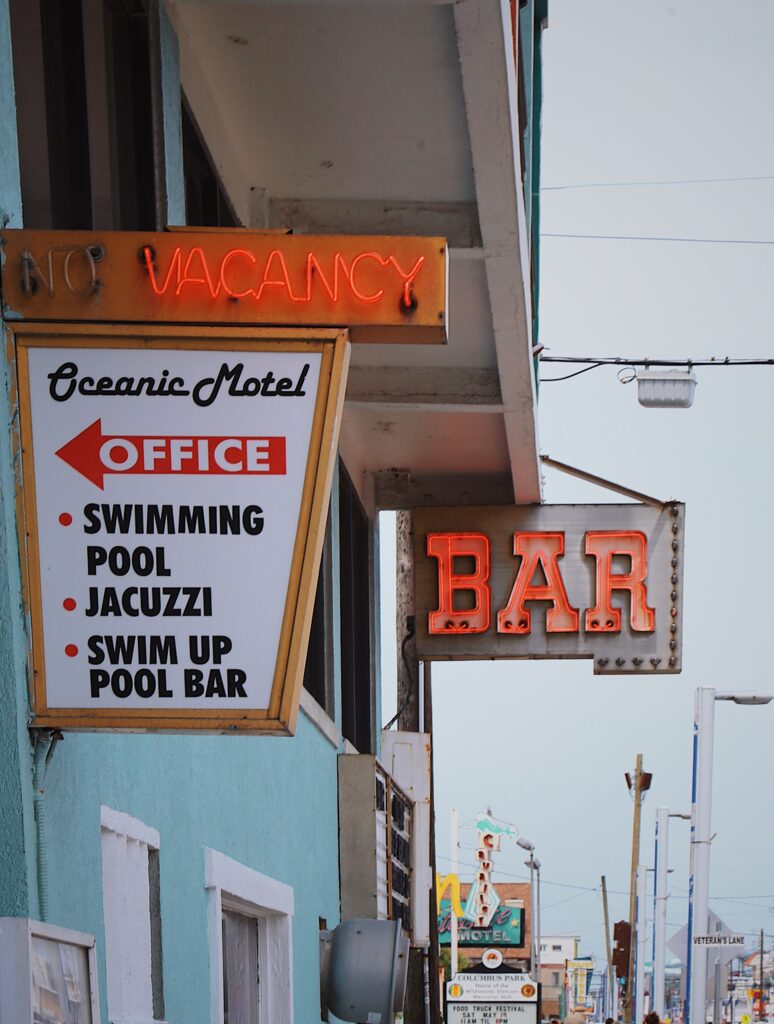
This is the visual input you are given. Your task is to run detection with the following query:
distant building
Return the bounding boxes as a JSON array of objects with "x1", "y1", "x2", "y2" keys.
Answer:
[{"x1": 540, "y1": 935, "x2": 580, "y2": 1018}]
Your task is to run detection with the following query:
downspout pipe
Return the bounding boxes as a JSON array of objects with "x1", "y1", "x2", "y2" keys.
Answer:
[{"x1": 31, "y1": 730, "x2": 62, "y2": 922}]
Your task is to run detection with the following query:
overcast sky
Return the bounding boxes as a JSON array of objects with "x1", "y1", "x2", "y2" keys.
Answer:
[{"x1": 383, "y1": 0, "x2": 774, "y2": 966}]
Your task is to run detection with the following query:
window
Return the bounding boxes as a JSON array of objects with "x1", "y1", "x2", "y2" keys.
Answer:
[
  {"x1": 222, "y1": 909, "x2": 263, "y2": 1024},
  {"x1": 302, "y1": 513, "x2": 334, "y2": 718},
  {"x1": 339, "y1": 462, "x2": 373, "y2": 752},
  {"x1": 100, "y1": 806, "x2": 165, "y2": 1023},
  {"x1": 552, "y1": 972, "x2": 561, "y2": 986},
  {"x1": 552, "y1": 944, "x2": 562, "y2": 951},
  {"x1": 182, "y1": 99, "x2": 236, "y2": 227},
  {"x1": 205, "y1": 849, "x2": 293, "y2": 1024},
  {"x1": 9, "y1": 0, "x2": 157, "y2": 230}
]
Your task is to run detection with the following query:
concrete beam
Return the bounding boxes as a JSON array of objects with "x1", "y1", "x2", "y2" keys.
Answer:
[
  {"x1": 267, "y1": 197, "x2": 481, "y2": 248},
  {"x1": 453, "y1": 0, "x2": 542, "y2": 503},
  {"x1": 346, "y1": 366, "x2": 501, "y2": 413},
  {"x1": 373, "y1": 469, "x2": 514, "y2": 510},
  {"x1": 175, "y1": 0, "x2": 453, "y2": 7}
]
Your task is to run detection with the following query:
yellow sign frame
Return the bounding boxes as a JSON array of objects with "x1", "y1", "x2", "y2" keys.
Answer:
[{"x1": 10, "y1": 322, "x2": 350, "y2": 734}]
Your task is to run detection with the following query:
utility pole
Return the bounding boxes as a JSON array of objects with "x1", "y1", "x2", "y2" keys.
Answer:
[
  {"x1": 624, "y1": 755, "x2": 651, "y2": 1024},
  {"x1": 602, "y1": 875, "x2": 615, "y2": 1015}
]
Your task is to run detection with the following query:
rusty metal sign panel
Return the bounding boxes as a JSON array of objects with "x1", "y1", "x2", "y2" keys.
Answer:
[
  {"x1": 0, "y1": 229, "x2": 447, "y2": 344},
  {"x1": 413, "y1": 503, "x2": 684, "y2": 674}
]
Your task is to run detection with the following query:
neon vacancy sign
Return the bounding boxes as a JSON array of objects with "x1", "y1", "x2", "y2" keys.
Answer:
[
  {"x1": 142, "y1": 245, "x2": 424, "y2": 306},
  {"x1": 1, "y1": 229, "x2": 448, "y2": 342}
]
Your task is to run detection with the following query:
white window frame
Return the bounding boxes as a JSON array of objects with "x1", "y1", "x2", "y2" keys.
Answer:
[
  {"x1": 204, "y1": 848, "x2": 293, "y2": 1024},
  {"x1": 100, "y1": 805, "x2": 165, "y2": 1024}
]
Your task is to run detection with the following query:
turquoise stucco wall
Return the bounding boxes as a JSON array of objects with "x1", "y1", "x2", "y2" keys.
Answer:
[
  {"x1": 0, "y1": 0, "x2": 22, "y2": 228},
  {"x1": 0, "y1": 0, "x2": 38, "y2": 922},
  {"x1": 42, "y1": 714, "x2": 342, "y2": 1024}
]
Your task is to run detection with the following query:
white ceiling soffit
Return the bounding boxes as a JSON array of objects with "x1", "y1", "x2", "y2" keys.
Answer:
[{"x1": 171, "y1": 0, "x2": 541, "y2": 505}]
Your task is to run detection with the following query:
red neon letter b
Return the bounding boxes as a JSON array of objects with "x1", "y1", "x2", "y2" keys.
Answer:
[{"x1": 426, "y1": 533, "x2": 491, "y2": 634}]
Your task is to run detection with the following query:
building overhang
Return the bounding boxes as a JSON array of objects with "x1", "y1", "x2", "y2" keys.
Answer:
[{"x1": 170, "y1": 0, "x2": 541, "y2": 505}]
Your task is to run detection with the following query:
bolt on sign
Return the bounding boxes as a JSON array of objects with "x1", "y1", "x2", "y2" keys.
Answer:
[
  {"x1": 413, "y1": 504, "x2": 684, "y2": 674},
  {"x1": 0, "y1": 229, "x2": 447, "y2": 343},
  {"x1": 10, "y1": 325, "x2": 348, "y2": 732}
]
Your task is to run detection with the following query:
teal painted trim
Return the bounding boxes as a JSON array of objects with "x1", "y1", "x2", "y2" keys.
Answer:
[
  {"x1": 531, "y1": 13, "x2": 546, "y2": 358},
  {"x1": 519, "y1": 0, "x2": 535, "y2": 241},
  {"x1": 0, "y1": 323, "x2": 38, "y2": 917},
  {"x1": 372, "y1": 513, "x2": 382, "y2": 758},
  {"x1": 158, "y1": 2, "x2": 185, "y2": 226},
  {"x1": 0, "y1": 0, "x2": 22, "y2": 226},
  {"x1": 329, "y1": 460, "x2": 342, "y2": 732}
]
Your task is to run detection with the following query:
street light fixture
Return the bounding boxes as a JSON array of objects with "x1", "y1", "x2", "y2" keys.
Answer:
[
  {"x1": 715, "y1": 693, "x2": 773, "y2": 706},
  {"x1": 687, "y1": 688, "x2": 773, "y2": 1024}
]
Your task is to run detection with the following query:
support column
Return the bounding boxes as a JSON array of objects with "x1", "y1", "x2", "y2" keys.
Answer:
[
  {"x1": 149, "y1": 0, "x2": 185, "y2": 228},
  {"x1": 396, "y1": 510, "x2": 419, "y2": 732},
  {"x1": 688, "y1": 689, "x2": 716, "y2": 1024},
  {"x1": 635, "y1": 864, "x2": 647, "y2": 1024}
]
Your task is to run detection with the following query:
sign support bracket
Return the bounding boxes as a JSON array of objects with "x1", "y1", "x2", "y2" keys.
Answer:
[{"x1": 540, "y1": 454, "x2": 670, "y2": 509}]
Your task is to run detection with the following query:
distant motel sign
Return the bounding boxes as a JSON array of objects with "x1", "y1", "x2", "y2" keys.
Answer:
[
  {"x1": 413, "y1": 504, "x2": 684, "y2": 674},
  {"x1": 2, "y1": 229, "x2": 448, "y2": 733}
]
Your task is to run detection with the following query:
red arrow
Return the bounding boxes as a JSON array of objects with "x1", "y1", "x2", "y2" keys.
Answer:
[{"x1": 55, "y1": 419, "x2": 286, "y2": 489}]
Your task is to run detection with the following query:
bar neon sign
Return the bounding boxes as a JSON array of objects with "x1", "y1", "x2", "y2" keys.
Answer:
[
  {"x1": 426, "y1": 530, "x2": 655, "y2": 636},
  {"x1": 413, "y1": 504, "x2": 684, "y2": 675}
]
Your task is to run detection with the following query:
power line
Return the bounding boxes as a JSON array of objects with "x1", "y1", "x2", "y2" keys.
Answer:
[
  {"x1": 541, "y1": 174, "x2": 774, "y2": 192},
  {"x1": 542, "y1": 232, "x2": 774, "y2": 246},
  {"x1": 436, "y1": 855, "x2": 774, "y2": 905},
  {"x1": 540, "y1": 356, "x2": 774, "y2": 368}
]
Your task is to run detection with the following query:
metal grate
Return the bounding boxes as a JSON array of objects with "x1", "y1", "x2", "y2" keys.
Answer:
[{"x1": 377, "y1": 767, "x2": 412, "y2": 937}]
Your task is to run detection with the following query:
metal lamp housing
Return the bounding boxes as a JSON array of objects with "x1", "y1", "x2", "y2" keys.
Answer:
[
  {"x1": 320, "y1": 918, "x2": 409, "y2": 1023},
  {"x1": 636, "y1": 368, "x2": 697, "y2": 408}
]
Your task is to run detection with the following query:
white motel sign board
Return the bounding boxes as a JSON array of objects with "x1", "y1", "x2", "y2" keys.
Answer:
[{"x1": 14, "y1": 327, "x2": 348, "y2": 732}]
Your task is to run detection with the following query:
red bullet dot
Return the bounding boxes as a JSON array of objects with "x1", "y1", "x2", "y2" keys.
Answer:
[
  {"x1": 59, "y1": 513, "x2": 73, "y2": 526},
  {"x1": 64, "y1": 644, "x2": 78, "y2": 658},
  {"x1": 63, "y1": 598, "x2": 76, "y2": 612}
]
